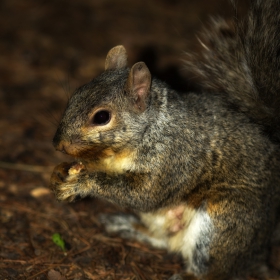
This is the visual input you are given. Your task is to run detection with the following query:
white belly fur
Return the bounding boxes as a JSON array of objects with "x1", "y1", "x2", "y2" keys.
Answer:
[{"x1": 140, "y1": 205, "x2": 213, "y2": 275}]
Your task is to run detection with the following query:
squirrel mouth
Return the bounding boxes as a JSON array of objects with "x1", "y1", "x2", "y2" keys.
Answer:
[
  {"x1": 55, "y1": 140, "x2": 100, "y2": 159},
  {"x1": 55, "y1": 140, "x2": 82, "y2": 157}
]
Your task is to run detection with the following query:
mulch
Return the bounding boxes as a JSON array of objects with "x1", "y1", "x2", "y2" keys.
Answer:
[{"x1": 1, "y1": 0, "x2": 278, "y2": 279}]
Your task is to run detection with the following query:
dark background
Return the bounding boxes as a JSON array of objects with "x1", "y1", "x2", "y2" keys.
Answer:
[{"x1": 2, "y1": 1, "x2": 271, "y2": 279}]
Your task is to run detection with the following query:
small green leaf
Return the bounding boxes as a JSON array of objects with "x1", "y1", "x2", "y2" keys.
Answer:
[{"x1": 52, "y1": 233, "x2": 66, "y2": 251}]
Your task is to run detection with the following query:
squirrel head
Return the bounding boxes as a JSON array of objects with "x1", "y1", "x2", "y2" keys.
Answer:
[{"x1": 53, "y1": 45, "x2": 152, "y2": 165}]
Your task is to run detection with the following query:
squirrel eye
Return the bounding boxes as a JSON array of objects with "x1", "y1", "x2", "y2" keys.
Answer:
[{"x1": 92, "y1": 110, "x2": 111, "y2": 125}]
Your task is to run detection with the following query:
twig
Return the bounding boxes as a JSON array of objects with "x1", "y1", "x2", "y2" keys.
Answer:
[
  {"x1": 0, "y1": 161, "x2": 53, "y2": 173},
  {"x1": 0, "y1": 202, "x2": 67, "y2": 228},
  {"x1": 0, "y1": 259, "x2": 28, "y2": 264},
  {"x1": 26, "y1": 267, "x2": 54, "y2": 280},
  {"x1": 70, "y1": 236, "x2": 91, "y2": 256},
  {"x1": 83, "y1": 270, "x2": 99, "y2": 280},
  {"x1": 131, "y1": 262, "x2": 146, "y2": 280}
]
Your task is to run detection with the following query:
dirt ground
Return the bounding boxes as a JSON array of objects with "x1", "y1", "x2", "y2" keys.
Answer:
[{"x1": 1, "y1": 0, "x2": 278, "y2": 279}]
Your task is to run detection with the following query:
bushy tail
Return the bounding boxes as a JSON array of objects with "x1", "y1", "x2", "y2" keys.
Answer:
[{"x1": 185, "y1": 0, "x2": 280, "y2": 141}]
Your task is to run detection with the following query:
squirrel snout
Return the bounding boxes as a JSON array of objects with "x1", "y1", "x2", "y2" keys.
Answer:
[
  {"x1": 53, "y1": 139, "x2": 81, "y2": 157},
  {"x1": 54, "y1": 140, "x2": 68, "y2": 154},
  {"x1": 57, "y1": 144, "x2": 67, "y2": 154},
  {"x1": 53, "y1": 131, "x2": 70, "y2": 154}
]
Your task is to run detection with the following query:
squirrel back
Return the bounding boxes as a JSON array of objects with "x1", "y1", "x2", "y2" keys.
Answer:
[{"x1": 185, "y1": 0, "x2": 280, "y2": 141}]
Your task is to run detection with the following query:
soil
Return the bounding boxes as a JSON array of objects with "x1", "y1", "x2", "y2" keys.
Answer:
[{"x1": 0, "y1": 0, "x2": 278, "y2": 279}]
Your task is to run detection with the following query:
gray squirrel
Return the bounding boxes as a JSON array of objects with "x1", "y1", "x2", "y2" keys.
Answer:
[{"x1": 50, "y1": 0, "x2": 280, "y2": 279}]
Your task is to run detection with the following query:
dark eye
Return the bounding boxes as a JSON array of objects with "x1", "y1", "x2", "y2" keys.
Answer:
[{"x1": 92, "y1": 110, "x2": 111, "y2": 125}]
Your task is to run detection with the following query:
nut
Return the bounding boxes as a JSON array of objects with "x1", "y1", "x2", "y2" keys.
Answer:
[{"x1": 68, "y1": 162, "x2": 85, "y2": 175}]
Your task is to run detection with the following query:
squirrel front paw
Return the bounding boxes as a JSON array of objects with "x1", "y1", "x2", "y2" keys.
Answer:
[{"x1": 50, "y1": 162, "x2": 87, "y2": 202}]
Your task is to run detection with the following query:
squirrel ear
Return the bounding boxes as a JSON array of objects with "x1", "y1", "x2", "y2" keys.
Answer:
[
  {"x1": 126, "y1": 62, "x2": 151, "y2": 112},
  {"x1": 105, "y1": 45, "x2": 128, "y2": 70}
]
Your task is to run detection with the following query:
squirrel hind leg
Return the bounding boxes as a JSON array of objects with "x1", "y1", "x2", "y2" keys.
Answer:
[
  {"x1": 168, "y1": 274, "x2": 184, "y2": 280},
  {"x1": 99, "y1": 213, "x2": 168, "y2": 249},
  {"x1": 168, "y1": 273, "x2": 201, "y2": 280}
]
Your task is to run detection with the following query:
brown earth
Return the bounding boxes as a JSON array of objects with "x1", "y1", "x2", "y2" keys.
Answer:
[{"x1": 1, "y1": 0, "x2": 278, "y2": 279}]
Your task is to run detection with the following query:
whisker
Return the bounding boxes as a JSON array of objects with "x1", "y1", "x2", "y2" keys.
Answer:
[{"x1": 41, "y1": 109, "x2": 61, "y2": 127}]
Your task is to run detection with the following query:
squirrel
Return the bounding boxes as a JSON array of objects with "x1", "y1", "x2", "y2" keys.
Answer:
[{"x1": 50, "y1": 0, "x2": 280, "y2": 279}]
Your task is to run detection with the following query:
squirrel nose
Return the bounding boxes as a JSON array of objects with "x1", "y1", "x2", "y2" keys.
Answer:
[
  {"x1": 54, "y1": 140, "x2": 69, "y2": 154},
  {"x1": 53, "y1": 130, "x2": 69, "y2": 154},
  {"x1": 53, "y1": 139, "x2": 79, "y2": 157},
  {"x1": 53, "y1": 131, "x2": 79, "y2": 156},
  {"x1": 56, "y1": 144, "x2": 67, "y2": 154}
]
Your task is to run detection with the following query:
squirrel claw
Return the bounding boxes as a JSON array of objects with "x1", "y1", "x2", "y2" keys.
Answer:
[{"x1": 50, "y1": 162, "x2": 82, "y2": 202}]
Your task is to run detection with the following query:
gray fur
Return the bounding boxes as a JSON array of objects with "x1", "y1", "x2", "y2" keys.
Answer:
[{"x1": 50, "y1": 0, "x2": 280, "y2": 279}]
